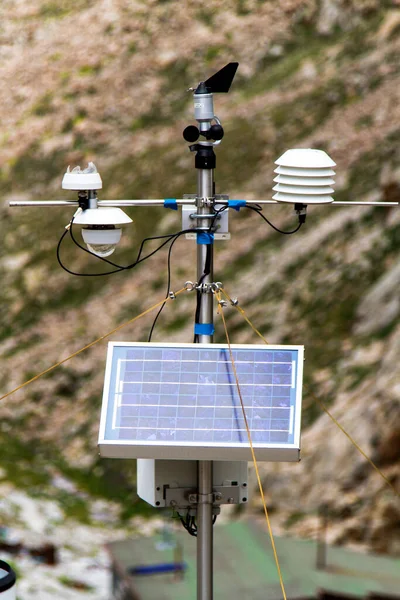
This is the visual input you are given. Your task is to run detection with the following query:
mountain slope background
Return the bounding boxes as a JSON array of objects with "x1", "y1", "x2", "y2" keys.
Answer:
[{"x1": 0, "y1": 0, "x2": 399, "y2": 562}]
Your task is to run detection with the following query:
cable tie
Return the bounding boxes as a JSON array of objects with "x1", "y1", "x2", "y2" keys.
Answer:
[
  {"x1": 164, "y1": 198, "x2": 178, "y2": 210},
  {"x1": 197, "y1": 232, "x2": 214, "y2": 245},
  {"x1": 194, "y1": 323, "x2": 215, "y2": 335},
  {"x1": 228, "y1": 199, "x2": 246, "y2": 211}
]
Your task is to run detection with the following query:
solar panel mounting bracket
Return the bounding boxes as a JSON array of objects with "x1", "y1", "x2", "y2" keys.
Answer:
[{"x1": 164, "y1": 483, "x2": 245, "y2": 509}]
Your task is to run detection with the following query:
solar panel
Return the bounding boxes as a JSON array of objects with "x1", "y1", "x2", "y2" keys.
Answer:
[{"x1": 98, "y1": 342, "x2": 304, "y2": 461}]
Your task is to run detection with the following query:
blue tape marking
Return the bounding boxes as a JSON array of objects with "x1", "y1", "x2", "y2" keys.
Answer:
[
  {"x1": 196, "y1": 232, "x2": 214, "y2": 245},
  {"x1": 164, "y1": 198, "x2": 178, "y2": 210},
  {"x1": 129, "y1": 563, "x2": 187, "y2": 576},
  {"x1": 228, "y1": 199, "x2": 247, "y2": 211},
  {"x1": 194, "y1": 323, "x2": 215, "y2": 335}
]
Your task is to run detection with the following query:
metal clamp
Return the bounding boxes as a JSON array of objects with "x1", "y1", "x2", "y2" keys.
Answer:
[
  {"x1": 188, "y1": 492, "x2": 223, "y2": 505},
  {"x1": 196, "y1": 283, "x2": 213, "y2": 294},
  {"x1": 183, "y1": 194, "x2": 229, "y2": 206},
  {"x1": 164, "y1": 483, "x2": 247, "y2": 509},
  {"x1": 189, "y1": 213, "x2": 221, "y2": 220}
]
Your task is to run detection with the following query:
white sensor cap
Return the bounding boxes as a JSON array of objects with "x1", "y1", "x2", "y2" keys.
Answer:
[
  {"x1": 275, "y1": 149, "x2": 336, "y2": 169},
  {"x1": 73, "y1": 207, "x2": 132, "y2": 226},
  {"x1": 62, "y1": 162, "x2": 103, "y2": 191}
]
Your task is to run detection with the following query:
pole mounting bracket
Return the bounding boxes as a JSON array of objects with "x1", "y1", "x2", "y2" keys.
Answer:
[{"x1": 164, "y1": 484, "x2": 247, "y2": 509}]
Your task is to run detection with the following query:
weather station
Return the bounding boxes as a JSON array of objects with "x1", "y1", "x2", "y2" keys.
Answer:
[{"x1": 8, "y1": 63, "x2": 400, "y2": 600}]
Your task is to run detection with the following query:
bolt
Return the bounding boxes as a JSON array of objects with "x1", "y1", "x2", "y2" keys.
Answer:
[{"x1": 227, "y1": 498, "x2": 234, "y2": 504}]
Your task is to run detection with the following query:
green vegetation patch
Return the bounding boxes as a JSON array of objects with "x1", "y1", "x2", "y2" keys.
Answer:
[
  {"x1": 0, "y1": 420, "x2": 152, "y2": 523},
  {"x1": 78, "y1": 64, "x2": 102, "y2": 77},
  {"x1": 270, "y1": 78, "x2": 359, "y2": 153},
  {"x1": 131, "y1": 59, "x2": 190, "y2": 132},
  {"x1": 32, "y1": 93, "x2": 55, "y2": 117},
  {"x1": 285, "y1": 511, "x2": 306, "y2": 528},
  {"x1": 58, "y1": 576, "x2": 94, "y2": 592},
  {"x1": 242, "y1": 8, "x2": 389, "y2": 98},
  {"x1": 39, "y1": 0, "x2": 95, "y2": 19}
]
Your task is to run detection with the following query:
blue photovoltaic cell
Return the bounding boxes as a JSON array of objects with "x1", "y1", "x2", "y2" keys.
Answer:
[{"x1": 102, "y1": 344, "x2": 300, "y2": 447}]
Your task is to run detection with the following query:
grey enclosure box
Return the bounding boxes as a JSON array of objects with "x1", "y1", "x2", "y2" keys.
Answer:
[{"x1": 137, "y1": 459, "x2": 248, "y2": 508}]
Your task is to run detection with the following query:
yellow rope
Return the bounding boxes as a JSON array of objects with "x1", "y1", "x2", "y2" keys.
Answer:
[
  {"x1": 0, "y1": 288, "x2": 186, "y2": 405},
  {"x1": 215, "y1": 290, "x2": 288, "y2": 600},
  {"x1": 220, "y1": 288, "x2": 270, "y2": 344},
  {"x1": 220, "y1": 287, "x2": 400, "y2": 499},
  {"x1": 311, "y1": 393, "x2": 399, "y2": 498}
]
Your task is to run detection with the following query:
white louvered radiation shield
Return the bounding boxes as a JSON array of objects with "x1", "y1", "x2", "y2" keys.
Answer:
[{"x1": 273, "y1": 148, "x2": 336, "y2": 204}]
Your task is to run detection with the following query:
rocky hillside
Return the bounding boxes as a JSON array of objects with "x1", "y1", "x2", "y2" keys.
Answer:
[{"x1": 0, "y1": 0, "x2": 399, "y2": 576}]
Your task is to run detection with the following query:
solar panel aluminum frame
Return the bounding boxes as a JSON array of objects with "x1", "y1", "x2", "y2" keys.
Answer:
[{"x1": 98, "y1": 342, "x2": 304, "y2": 462}]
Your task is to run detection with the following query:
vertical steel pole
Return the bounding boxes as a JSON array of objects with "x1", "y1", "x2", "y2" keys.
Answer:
[
  {"x1": 316, "y1": 503, "x2": 329, "y2": 570},
  {"x1": 196, "y1": 166, "x2": 214, "y2": 600}
]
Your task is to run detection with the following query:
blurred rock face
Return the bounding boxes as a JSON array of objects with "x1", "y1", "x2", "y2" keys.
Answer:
[{"x1": 0, "y1": 0, "x2": 399, "y2": 555}]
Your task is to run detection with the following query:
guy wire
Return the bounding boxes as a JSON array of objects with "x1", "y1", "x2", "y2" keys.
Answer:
[
  {"x1": 215, "y1": 289, "x2": 288, "y2": 600},
  {"x1": 0, "y1": 288, "x2": 186, "y2": 405},
  {"x1": 219, "y1": 287, "x2": 399, "y2": 500}
]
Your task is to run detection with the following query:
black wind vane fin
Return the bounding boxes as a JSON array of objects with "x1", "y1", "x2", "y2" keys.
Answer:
[{"x1": 203, "y1": 62, "x2": 239, "y2": 93}]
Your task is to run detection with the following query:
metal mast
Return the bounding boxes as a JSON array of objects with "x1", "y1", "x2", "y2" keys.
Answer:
[
  {"x1": 196, "y1": 158, "x2": 215, "y2": 600},
  {"x1": 183, "y1": 62, "x2": 238, "y2": 600}
]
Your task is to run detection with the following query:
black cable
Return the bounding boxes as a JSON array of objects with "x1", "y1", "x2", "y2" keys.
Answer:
[
  {"x1": 69, "y1": 216, "x2": 127, "y2": 269},
  {"x1": 147, "y1": 233, "x2": 181, "y2": 342},
  {"x1": 178, "y1": 512, "x2": 197, "y2": 537},
  {"x1": 147, "y1": 225, "x2": 215, "y2": 341},
  {"x1": 175, "y1": 509, "x2": 217, "y2": 537},
  {"x1": 193, "y1": 206, "x2": 226, "y2": 343},
  {"x1": 209, "y1": 204, "x2": 228, "y2": 232},
  {"x1": 135, "y1": 232, "x2": 176, "y2": 265},
  {"x1": 69, "y1": 216, "x2": 180, "y2": 270},
  {"x1": 244, "y1": 204, "x2": 303, "y2": 234},
  {"x1": 192, "y1": 202, "x2": 302, "y2": 342},
  {"x1": 59, "y1": 215, "x2": 198, "y2": 277},
  {"x1": 57, "y1": 228, "x2": 124, "y2": 277},
  {"x1": 193, "y1": 244, "x2": 212, "y2": 343},
  {"x1": 59, "y1": 227, "x2": 174, "y2": 277}
]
